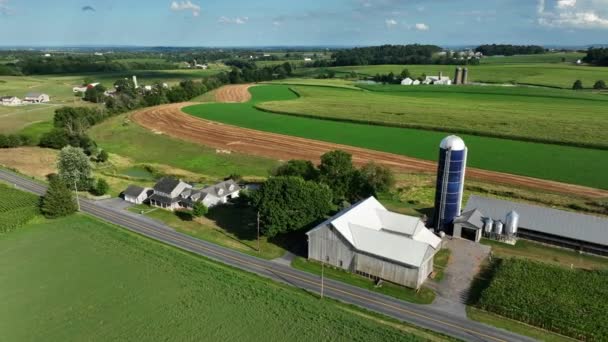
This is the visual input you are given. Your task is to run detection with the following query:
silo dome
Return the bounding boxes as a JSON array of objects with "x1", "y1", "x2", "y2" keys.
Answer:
[{"x1": 440, "y1": 135, "x2": 466, "y2": 151}]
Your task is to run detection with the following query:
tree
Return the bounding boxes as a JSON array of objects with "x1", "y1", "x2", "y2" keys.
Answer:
[
  {"x1": 41, "y1": 175, "x2": 77, "y2": 218},
  {"x1": 192, "y1": 202, "x2": 208, "y2": 217},
  {"x1": 92, "y1": 178, "x2": 109, "y2": 196},
  {"x1": 593, "y1": 80, "x2": 606, "y2": 89},
  {"x1": 97, "y1": 149, "x2": 109, "y2": 163},
  {"x1": 274, "y1": 160, "x2": 319, "y2": 181},
  {"x1": 83, "y1": 84, "x2": 106, "y2": 103},
  {"x1": 572, "y1": 80, "x2": 583, "y2": 90},
  {"x1": 318, "y1": 150, "x2": 355, "y2": 202},
  {"x1": 57, "y1": 146, "x2": 92, "y2": 190},
  {"x1": 358, "y1": 162, "x2": 395, "y2": 195},
  {"x1": 400, "y1": 68, "x2": 411, "y2": 79},
  {"x1": 251, "y1": 177, "x2": 333, "y2": 237},
  {"x1": 39, "y1": 128, "x2": 70, "y2": 149},
  {"x1": 283, "y1": 62, "x2": 293, "y2": 76}
]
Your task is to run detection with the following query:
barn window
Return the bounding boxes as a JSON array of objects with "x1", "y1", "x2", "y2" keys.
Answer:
[{"x1": 338, "y1": 260, "x2": 343, "y2": 267}]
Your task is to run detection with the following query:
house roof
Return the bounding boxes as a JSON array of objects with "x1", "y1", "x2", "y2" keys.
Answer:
[
  {"x1": 307, "y1": 197, "x2": 441, "y2": 268},
  {"x1": 124, "y1": 185, "x2": 147, "y2": 198},
  {"x1": 200, "y1": 179, "x2": 240, "y2": 197},
  {"x1": 153, "y1": 177, "x2": 189, "y2": 194},
  {"x1": 454, "y1": 209, "x2": 485, "y2": 230},
  {"x1": 464, "y1": 195, "x2": 608, "y2": 246},
  {"x1": 25, "y1": 92, "x2": 46, "y2": 98},
  {"x1": 149, "y1": 193, "x2": 180, "y2": 205}
]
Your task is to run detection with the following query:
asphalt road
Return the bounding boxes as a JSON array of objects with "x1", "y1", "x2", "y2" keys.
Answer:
[{"x1": 0, "y1": 169, "x2": 536, "y2": 342}]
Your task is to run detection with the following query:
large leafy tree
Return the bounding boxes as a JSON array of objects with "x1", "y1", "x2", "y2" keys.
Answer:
[
  {"x1": 318, "y1": 150, "x2": 355, "y2": 202},
  {"x1": 251, "y1": 177, "x2": 333, "y2": 237},
  {"x1": 273, "y1": 160, "x2": 318, "y2": 181},
  {"x1": 358, "y1": 162, "x2": 395, "y2": 195},
  {"x1": 41, "y1": 175, "x2": 77, "y2": 218},
  {"x1": 57, "y1": 146, "x2": 92, "y2": 190}
]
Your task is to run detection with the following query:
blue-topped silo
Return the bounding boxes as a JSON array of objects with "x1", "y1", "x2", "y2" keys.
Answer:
[{"x1": 432, "y1": 135, "x2": 468, "y2": 234}]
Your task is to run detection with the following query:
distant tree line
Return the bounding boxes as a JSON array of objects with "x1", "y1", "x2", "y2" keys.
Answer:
[
  {"x1": 329, "y1": 44, "x2": 442, "y2": 66},
  {"x1": 12, "y1": 56, "x2": 174, "y2": 75},
  {"x1": 474, "y1": 44, "x2": 545, "y2": 56},
  {"x1": 224, "y1": 60, "x2": 293, "y2": 82},
  {"x1": 582, "y1": 47, "x2": 608, "y2": 66}
]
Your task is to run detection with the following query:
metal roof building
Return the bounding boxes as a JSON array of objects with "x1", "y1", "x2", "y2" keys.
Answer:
[
  {"x1": 306, "y1": 197, "x2": 442, "y2": 289},
  {"x1": 464, "y1": 195, "x2": 608, "y2": 255}
]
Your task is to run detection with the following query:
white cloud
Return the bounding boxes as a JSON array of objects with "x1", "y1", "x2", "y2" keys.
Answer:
[
  {"x1": 170, "y1": 1, "x2": 201, "y2": 17},
  {"x1": 537, "y1": 0, "x2": 608, "y2": 29},
  {"x1": 385, "y1": 18, "x2": 398, "y2": 28},
  {"x1": 414, "y1": 23, "x2": 429, "y2": 31},
  {"x1": 219, "y1": 16, "x2": 249, "y2": 25}
]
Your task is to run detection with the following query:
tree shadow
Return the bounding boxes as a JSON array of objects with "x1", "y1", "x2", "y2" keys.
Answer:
[
  {"x1": 466, "y1": 258, "x2": 502, "y2": 306},
  {"x1": 206, "y1": 203, "x2": 257, "y2": 241}
]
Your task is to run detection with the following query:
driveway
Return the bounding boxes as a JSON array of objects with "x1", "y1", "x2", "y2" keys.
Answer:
[{"x1": 428, "y1": 238, "x2": 491, "y2": 317}]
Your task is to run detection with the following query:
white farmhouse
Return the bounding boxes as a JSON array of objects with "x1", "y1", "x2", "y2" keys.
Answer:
[
  {"x1": 401, "y1": 77, "x2": 414, "y2": 85},
  {"x1": 23, "y1": 92, "x2": 50, "y2": 103},
  {"x1": 1, "y1": 96, "x2": 23, "y2": 106},
  {"x1": 423, "y1": 72, "x2": 452, "y2": 85}
]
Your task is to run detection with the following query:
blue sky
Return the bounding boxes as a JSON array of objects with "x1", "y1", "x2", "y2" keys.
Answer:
[{"x1": 1, "y1": 0, "x2": 607, "y2": 46}]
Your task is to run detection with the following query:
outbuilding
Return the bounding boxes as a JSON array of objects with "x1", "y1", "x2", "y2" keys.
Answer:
[
  {"x1": 306, "y1": 197, "x2": 442, "y2": 289},
  {"x1": 23, "y1": 92, "x2": 50, "y2": 103},
  {"x1": 1, "y1": 96, "x2": 22, "y2": 106},
  {"x1": 123, "y1": 185, "x2": 152, "y2": 204}
]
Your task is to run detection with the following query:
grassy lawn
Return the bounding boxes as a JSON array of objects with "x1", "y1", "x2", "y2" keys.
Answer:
[
  {"x1": 466, "y1": 307, "x2": 576, "y2": 342},
  {"x1": 184, "y1": 85, "x2": 608, "y2": 190},
  {"x1": 482, "y1": 238, "x2": 608, "y2": 270},
  {"x1": 0, "y1": 213, "x2": 451, "y2": 341},
  {"x1": 291, "y1": 257, "x2": 436, "y2": 304},
  {"x1": 295, "y1": 62, "x2": 608, "y2": 89},
  {"x1": 127, "y1": 203, "x2": 287, "y2": 260},
  {"x1": 89, "y1": 113, "x2": 279, "y2": 179},
  {"x1": 432, "y1": 248, "x2": 451, "y2": 282}
]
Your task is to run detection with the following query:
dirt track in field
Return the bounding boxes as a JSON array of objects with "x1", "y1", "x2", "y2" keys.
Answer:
[
  {"x1": 213, "y1": 84, "x2": 253, "y2": 103},
  {"x1": 131, "y1": 102, "x2": 608, "y2": 199}
]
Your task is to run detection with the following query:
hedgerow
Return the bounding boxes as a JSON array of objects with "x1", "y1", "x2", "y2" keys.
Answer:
[{"x1": 477, "y1": 259, "x2": 608, "y2": 340}]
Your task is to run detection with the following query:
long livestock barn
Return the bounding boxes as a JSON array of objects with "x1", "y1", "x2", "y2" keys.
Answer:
[
  {"x1": 464, "y1": 195, "x2": 608, "y2": 256},
  {"x1": 306, "y1": 197, "x2": 442, "y2": 289}
]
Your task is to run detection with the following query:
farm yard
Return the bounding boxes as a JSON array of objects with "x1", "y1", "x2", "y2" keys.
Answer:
[
  {"x1": 472, "y1": 259, "x2": 608, "y2": 341},
  {"x1": 180, "y1": 85, "x2": 608, "y2": 190},
  {"x1": 0, "y1": 212, "x2": 444, "y2": 342}
]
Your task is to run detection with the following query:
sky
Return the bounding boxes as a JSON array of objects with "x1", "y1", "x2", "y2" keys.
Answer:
[{"x1": 0, "y1": 0, "x2": 607, "y2": 46}]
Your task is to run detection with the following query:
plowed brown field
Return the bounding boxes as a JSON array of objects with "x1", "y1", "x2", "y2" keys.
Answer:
[
  {"x1": 131, "y1": 102, "x2": 608, "y2": 198},
  {"x1": 214, "y1": 84, "x2": 252, "y2": 103}
]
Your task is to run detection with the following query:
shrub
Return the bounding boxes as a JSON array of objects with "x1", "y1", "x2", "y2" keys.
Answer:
[
  {"x1": 97, "y1": 149, "x2": 109, "y2": 163},
  {"x1": 593, "y1": 80, "x2": 606, "y2": 89},
  {"x1": 92, "y1": 178, "x2": 109, "y2": 196},
  {"x1": 192, "y1": 202, "x2": 208, "y2": 217},
  {"x1": 572, "y1": 80, "x2": 583, "y2": 90},
  {"x1": 41, "y1": 176, "x2": 77, "y2": 218}
]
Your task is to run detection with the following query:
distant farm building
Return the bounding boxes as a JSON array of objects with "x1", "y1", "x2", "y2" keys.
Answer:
[
  {"x1": 73, "y1": 83, "x2": 100, "y2": 93},
  {"x1": 401, "y1": 77, "x2": 414, "y2": 85},
  {"x1": 422, "y1": 72, "x2": 452, "y2": 85},
  {"x1": 304, "y1": 57, "x2": 312, "y2": 62},
  {"x1": 1, "y1": 96, "x2": 22, "y2": 106},
  {"x1": 459, "y1": 195, "x2": 608, "y2": 256},
  {"x1": 23, "y1": 93, "x2": 50, "y2": 103},
  {"x1": 306, "y1": 197, "x2": 442, "y2": 289}
]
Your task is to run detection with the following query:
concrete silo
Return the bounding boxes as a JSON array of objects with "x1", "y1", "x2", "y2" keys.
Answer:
[{"x1": 432, "y1": 135, "x2": 468, "y2": 234}]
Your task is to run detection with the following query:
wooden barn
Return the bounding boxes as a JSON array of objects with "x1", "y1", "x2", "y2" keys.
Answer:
[{"x1": 306, "y1": 197, "x2": 442, "y2": 289}]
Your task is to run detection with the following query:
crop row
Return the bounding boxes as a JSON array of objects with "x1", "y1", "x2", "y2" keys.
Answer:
[
  {"x1": 0, "y1": 206, "x2": 39, "y2": 233},
  {"x1": 0, "y1": 185, "x2": 39, "y2": 213},
  {"x1": 477, "y1": 259, "x2": 608, "y2": 340}
]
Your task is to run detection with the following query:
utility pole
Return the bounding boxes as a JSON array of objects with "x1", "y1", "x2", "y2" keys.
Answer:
[
  {"x1": 257, "y1": 210, "x2": 260, "y2": 253},
  {"x1": 73, "y1": 178, "x2": 80, "y2": 211}
]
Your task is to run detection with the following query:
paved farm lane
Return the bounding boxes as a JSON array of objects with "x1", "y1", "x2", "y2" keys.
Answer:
[
  {"x1": 131, "y1": 102, "x2": 608, "y2": 198},
  {"x1": 0, "y1": 169, "x2": 534, "y2": 342}
]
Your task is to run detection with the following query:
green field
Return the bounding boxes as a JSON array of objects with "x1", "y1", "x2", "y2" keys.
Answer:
[
  {"x1": 89, "y1": 113, "x2": 279, "y2": 178},
  {"x1": 479, "y1": 52, "x2": 585, "y2": 64},
  {"x1": 0, "y1": 183, "x2": 40, "y2": 233},
  {"x1": 296, "y1": 63, "x2": 608, "y2": 89},
  {"x1": 258, "y1": 84, "x2": 608, "y2": 149},
  {"x1": 183, "y1": 85, "x2": 608, "y2": 189},
  {"x1": 0, "y1": 68, "x2": 228, "y2": 134},
  {"x1": 0, "y1": 213, "x2": 448, "y2": 341},
  {"x1": 474, "y1": 259, "x2": 608, "y2": 340}
]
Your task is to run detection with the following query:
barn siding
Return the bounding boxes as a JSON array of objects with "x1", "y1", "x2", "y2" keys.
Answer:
[
  {"x1": 307, "y1": 225, "x2": 356, "y2": 271},
  {"x1": 355, "y1": 253, "x2": 421, "y2": 289}
]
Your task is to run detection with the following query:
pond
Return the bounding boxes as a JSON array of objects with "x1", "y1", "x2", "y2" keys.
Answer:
[{"x1": 121, "y1": 166, "x2": 155, "y2": 180}]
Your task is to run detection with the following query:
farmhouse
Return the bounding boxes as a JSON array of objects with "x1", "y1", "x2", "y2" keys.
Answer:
[
  {"x1": 144, "y1": 177, "x2": 241, "y2": 211},
  {"x1": 1, "y1": 96, "x2": 22, "y2": 106},
  {"x1": 23, "y1": 92, "x2": 50, "y2": 103},
  {"x1": 306, "y1": 197, "x2": 442, "y2": 289},
  {"x1": 461, "y1": 195, "x2": 608, "y2": 256},
  {"x1": 123, "y1": 185, "x2": 153, "y2": 205}
]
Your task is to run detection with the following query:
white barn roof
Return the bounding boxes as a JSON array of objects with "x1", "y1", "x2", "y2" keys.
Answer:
[
  {"x1": 307, "y1": 197, "x2": 441, "y2": 267},
  {"x1": 464, "y1": 195, "x2": 608, "y2": 246}
]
